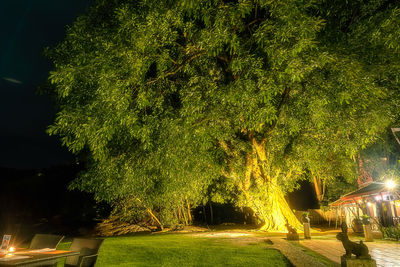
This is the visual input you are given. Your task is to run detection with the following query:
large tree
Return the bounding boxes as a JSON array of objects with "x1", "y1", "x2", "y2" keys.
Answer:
[{"x1": 46, "y1": 0, "x2": 400, "y2": 231}]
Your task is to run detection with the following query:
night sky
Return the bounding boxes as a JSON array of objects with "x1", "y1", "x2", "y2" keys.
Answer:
[{"x1": 0, "y1": 0, "x2": 92, "y2": 169}]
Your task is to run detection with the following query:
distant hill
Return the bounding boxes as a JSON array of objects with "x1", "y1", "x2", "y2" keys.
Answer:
[{"x1": 0, "y1": 164, "x2": 110, "y2": 237}]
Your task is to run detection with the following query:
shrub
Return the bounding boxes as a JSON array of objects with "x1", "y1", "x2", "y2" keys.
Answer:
[{"x1": 381, "y1": 225, "x2": 400, "y2": 241}]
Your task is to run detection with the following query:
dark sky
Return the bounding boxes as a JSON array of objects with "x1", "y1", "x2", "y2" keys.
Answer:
[{"x1": 0, "y1": 0, "x2": 92, "y2": 169}]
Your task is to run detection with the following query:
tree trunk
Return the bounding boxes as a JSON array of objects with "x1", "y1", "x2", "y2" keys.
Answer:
[
  {"x1": 239, "y1": 138, "x2": 302, "y2": 231},
  {"x1": 202, "y1": 204, "x2": 207, "y2": 223},
  {"x1": 186, "y1": 198, "x2": 192, "y2": 224},
  {"x1": 237, "y1": 173, "x2": 302, "y2": 232},
  {"x1": 177, "y1": 206, "x2": 182, "y2": 223},
  {"x1": 181, "y1": 205, "x2": 188, "y2": 225},
  {"x1": 209, "y1": 202, "x2": 214, "y2": 225},
  {"x1": 146, "y1": 208, "x2": 164, "y2": 230},
  {"x1": 313, "y1": 174, "x2": 325, "y2": 202},
  {"x1": 251, "y1": 187, "x2": 302, "y2": 231},
  {"x1": 221, "y1": 137, "x2": 302, "y2": 231}
]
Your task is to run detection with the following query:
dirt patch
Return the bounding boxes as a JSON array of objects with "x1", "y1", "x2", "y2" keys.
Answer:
[
  {"x1": 93, "y1": 218, "x2": 153, "y2": 236},
  {"x1": 94, "y1": 219, "x2": 210, "y2": 236},
  {"x1": 170, "y1": 225, "x2": 209, "y2": 233},
  {"x1": 199, "y1": 232, "x2": 254, "y2": 238},
  {"x1": 191, "y1": 231, "x2": 274, "y2": 247}
]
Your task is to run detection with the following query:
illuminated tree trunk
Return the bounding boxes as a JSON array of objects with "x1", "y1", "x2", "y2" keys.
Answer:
[
  {"x1": 312, "y1": 173, "x2": 325, "y2": 202},
  {"x1": 238, "y1": 139, "x2": 302, "y2": 231},
  {"x1": 186, "y1": 198, "x2": 192, "y2": 224},
  {"x1": 221, "y1": 137, "x2": 302, "y2": 231},
  {"x1": 242, "y1": 185, "x2": 302, "y2": 231}
]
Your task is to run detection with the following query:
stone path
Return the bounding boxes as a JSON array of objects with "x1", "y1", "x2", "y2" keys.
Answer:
[
  {"x1": 269, "y1": 238, "x2": 327, "y2": 267},
  {"x1": 194, "y1": 230, "x2": 400, "y2": 266},
  {"x1": 194, "y1": 231, "x2": 331, "y2": 266},
  {"x1": 301, "y1": 239, "x2": 400, "y2": 267}
]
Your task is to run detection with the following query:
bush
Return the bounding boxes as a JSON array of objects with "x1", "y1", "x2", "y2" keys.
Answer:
[{"x1": 381, "y1": 225, "x2": 400, "y2": 241}]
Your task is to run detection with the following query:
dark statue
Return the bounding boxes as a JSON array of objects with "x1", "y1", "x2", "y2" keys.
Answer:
[
  {"x1": 341, "y1": 221, "x2": 348, "y2": 234},
  {"x1": 336, "y1": 231, "x2": 371, "y2": 259},
  {"x1": 284, "y1": 218, "x2": 299, "y2": 240},
  {"x1": 285, "y1": 218, "x2": 297, "y2": 234}
]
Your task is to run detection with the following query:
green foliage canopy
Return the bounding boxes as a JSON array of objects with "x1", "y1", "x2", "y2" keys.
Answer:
[{"x1": 46, "y1": 0, "x2": 400, "y2": 225}]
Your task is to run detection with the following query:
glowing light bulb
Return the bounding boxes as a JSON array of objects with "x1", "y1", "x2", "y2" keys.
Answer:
[
  {"x1": 367, "y1": 202, "x2": 371, "y2": 207},
  {"x1": 386, "y1": 180, "x2": 396, "y2": 190},
  {"x1": 8, "y1": 247, "x2": 15, "y2": 252}
]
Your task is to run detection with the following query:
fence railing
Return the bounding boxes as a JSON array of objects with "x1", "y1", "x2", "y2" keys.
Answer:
[
  {"x1": 294, "y1": 209, "x2": 332, "y2": 225},
  {"x1": 295, "y1": 209, "x2": 400, "y2": 230}
]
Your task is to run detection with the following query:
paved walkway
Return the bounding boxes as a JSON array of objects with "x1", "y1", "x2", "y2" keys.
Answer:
[
  {"x1": 195, "y1": 230, "x2": 400, "y2": 266},
  {"x1": 301, "y1": 239, "x2": 400, "y2": 267},
  {"x1": 270, "y1": 238, "x2": 327, "y2": 267}
]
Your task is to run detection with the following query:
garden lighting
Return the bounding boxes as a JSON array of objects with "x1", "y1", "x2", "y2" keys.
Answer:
[{"x1": 385, "y1": 180, "x2": 396, "y2": 190}]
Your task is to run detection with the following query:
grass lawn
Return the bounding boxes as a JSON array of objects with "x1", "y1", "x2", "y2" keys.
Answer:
[
  {"x1": 289, "y1": 241, "x2": 340, "y2": 267},
  {"x1": 58, "y1": 233, "x2": 292, "y2": 266}
]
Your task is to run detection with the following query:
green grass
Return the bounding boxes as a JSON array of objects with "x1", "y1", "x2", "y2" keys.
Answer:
[{"x1": 58, "y1": 233, "x2": 291, "y2": 267}]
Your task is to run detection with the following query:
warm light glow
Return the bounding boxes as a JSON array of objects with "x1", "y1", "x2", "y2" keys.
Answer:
[
  {"x1": 367, "y1": 202, "x2": 371, "y2": 207},
  {"x1": 386, "y1": 180, "x2": 396, "y2": 190},
  {"x1": 8, "y1": 247, "x2": 15, "y2": 252},
  {"x1": 205, "y1": 233, "x2": 252, "y2": 238},
  {"x1": 375, "y1": 196, "x2": 382, "y2": 201}
]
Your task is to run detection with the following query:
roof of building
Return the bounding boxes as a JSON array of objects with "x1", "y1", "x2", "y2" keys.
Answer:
[{"x1": 330, "y1": 181, "x2": 400, "y2": 206}]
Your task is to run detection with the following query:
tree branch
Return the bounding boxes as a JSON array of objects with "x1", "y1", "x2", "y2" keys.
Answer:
[
  {"x1": 217, "y1": 55, "x2": 229, "y2": 63},
  {"x1": 146, "y1": 51, "x2": 205, "y2": 85},
  {"x1": 268, "y1": 86, "x2": 290, "y2": 133}
]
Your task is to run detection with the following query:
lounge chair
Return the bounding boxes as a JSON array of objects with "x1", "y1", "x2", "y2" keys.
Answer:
[
  {"x1": 29, "y1": 234, "x2": 64, "y2": 249},
  {"x1": 28, "y1": 234, "x2": 65, "y2": 266},
  {"x1": 65, "y1": 238, "x2": 104, "y2": 267}
]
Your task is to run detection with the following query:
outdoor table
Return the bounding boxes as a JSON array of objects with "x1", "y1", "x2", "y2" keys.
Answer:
[{"x1": 0, "y1": 249, "x2": 79, "y2": 266}]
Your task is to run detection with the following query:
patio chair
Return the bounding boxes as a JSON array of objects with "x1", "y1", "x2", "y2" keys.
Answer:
[
  {"x1": 65, "y1": 238, "x2": 104, "y2": 267},
  {"x1": 27, "y1": 234, "x2": 65, "y2": 266},
  {"x1": 29, "y1": 234, "x2": 64, "y2": 249}
]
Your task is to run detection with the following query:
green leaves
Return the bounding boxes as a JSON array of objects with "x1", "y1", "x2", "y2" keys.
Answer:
[{"x1": 47, "y1": 0, "x2": 400, "y2": 224}]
